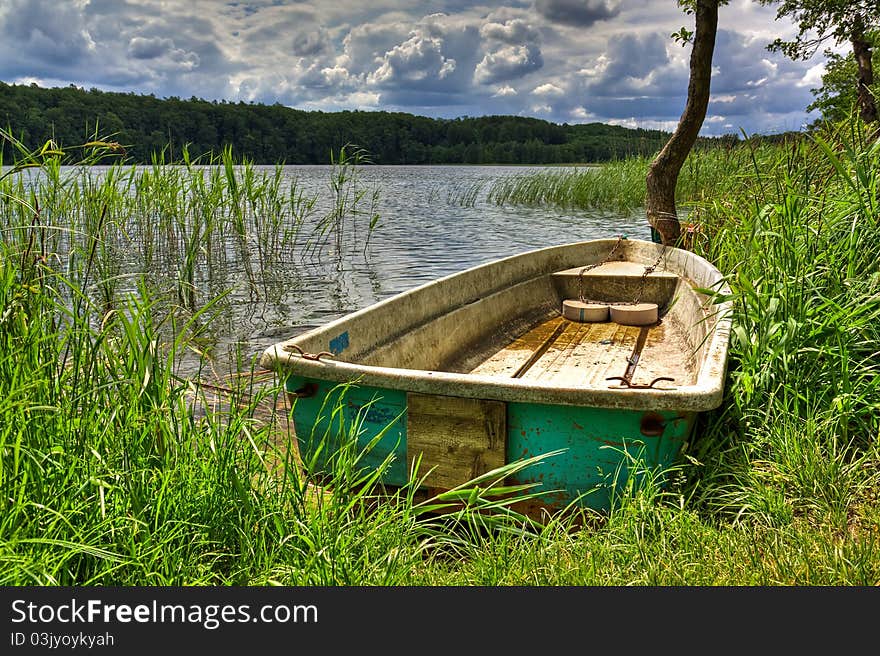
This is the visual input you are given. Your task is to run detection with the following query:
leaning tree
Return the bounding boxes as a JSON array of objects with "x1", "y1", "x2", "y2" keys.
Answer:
[
  {"x1": 645, "y1": 0, "x2": 723, "y2": 248},
  {"x1": 761, "y1": 0, "x2": 879, "y2": 131}
]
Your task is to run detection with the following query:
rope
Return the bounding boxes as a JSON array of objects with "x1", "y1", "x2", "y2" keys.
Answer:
[{"x1": 282, "y1": 344, "x2": 335, "y2": 361}]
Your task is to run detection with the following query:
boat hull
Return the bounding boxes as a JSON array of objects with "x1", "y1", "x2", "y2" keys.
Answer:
[
  {"x1": 285, "y1": 376, "x2": 695, "y2": 512},
  {"x1": 265, "y1": 238, "x2": 730, "y2": 513}
]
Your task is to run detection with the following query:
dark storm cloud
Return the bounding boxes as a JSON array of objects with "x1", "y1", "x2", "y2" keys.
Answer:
[
  {"x1": 579, "y1": 31, "x2": 684, "y2": 102},
  {"x1": 291, "y1": 28, "x2": 333, "y2": 56},
  {"x1": 603, "y1": 33, "x2": 668, "y2": 79},
  {"x1": 583, "y1": 94, "x2": 687, "y2": 121},
  {"x1": 0, "y1": 0, "x2": 93, "y2": 66},
  {"x1": 534, "y1": 0, "x2": 620, "y2": 27},
  {"x1": 545, "y1": 21, "x2": 821, "y2": 134},
  {"x1": 377, "y1": 88, "x2": 472, "y2": 107},
  {"x1": 129, "y1": 37, "x2": 175, "y2": 60},
  {"x1": 704, "y1": 30, "x2": 818, "y2": 127},
  {"x1": 710, "y1": 30, "x2": 804, "y2": 95}
]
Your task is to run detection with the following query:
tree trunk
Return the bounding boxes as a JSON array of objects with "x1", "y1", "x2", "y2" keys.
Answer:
[
  {"x1": 645, "y1": 0, "x2": 719, "y2": 247},
  {"x1": 851, "y1": 30, "x2": 878, "y2": 134}
]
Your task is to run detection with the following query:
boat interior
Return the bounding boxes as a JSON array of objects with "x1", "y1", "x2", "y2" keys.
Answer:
[{"x1": 355, "y1": 258, "x2": 713, "y2": 391}]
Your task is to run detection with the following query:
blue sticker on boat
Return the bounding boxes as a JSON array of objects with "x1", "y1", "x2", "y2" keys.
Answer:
[{"x1": 329, "y1": 331, "x2": 350, "y2": 355}]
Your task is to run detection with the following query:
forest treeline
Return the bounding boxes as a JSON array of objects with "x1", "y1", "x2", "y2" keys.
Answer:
[{"x1": 0, "y1": 81, "x2": 762, "y2": 165}]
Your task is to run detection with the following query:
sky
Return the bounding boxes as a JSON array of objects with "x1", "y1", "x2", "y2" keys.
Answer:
[{"x1": 0, "y1": 0, "x2": 832, "y2": 136}]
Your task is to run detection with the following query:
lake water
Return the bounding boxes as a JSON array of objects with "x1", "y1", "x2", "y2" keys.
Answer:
[
  {"x1": 19, "y1": 164, "x2": 647, "y2": 376},
  {"x1": 186, "y1": 164, "x2": 649, "y2": 376}
]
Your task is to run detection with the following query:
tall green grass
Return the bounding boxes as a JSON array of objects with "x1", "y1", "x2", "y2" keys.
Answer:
[
  {"x1": 0, "y1": 136, "x2": 551, "y2": 585},
  {"x1": 417, "y1": 124, "x2": 880, "y2": 584},
  {"x1": 0, "y1": 218, "x2": 561, "y2": 584},
  {"x1": 1, "y1": 122, "x2": 878, "y2": 585},
  {"x1": 483, "y1": 142, "x2": 792, "y2": 214},
  {"x1": 682, "y1": 125, "x2": 880, "y2": 538}
]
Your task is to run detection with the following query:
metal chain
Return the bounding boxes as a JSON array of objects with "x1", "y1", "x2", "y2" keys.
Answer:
[
  {"x1": 578, "y1": 235, "x2": 623, "y2": 303},
  {"x1": 631, "y1": 241, "x2": 667, "y2": 305}
]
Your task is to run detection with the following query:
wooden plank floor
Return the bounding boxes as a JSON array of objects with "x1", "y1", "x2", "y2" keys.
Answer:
[{"x1": 469, "y1": 315, "x2": 697, "y2": 388}]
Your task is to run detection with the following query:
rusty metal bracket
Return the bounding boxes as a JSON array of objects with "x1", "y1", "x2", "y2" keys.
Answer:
[
  {"x1": 639, "y1": 412, "x2": 686, "y2": 436},
  {"x1": 283, "y1": 344, "x2": 335, "y2": 361},
  {"x1": 606, "y1": 376, "x2": 675, "y2": 390},
  {"x1": 290, "y1": 382, "x2": 318, "y2": 398}
]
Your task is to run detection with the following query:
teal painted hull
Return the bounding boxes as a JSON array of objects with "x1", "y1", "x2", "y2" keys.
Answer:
[
  {"x1": 506, "y1": 401, "x2": 692, "y2": 510},
  {"x1": 286, "y1": 376, "x2": 694, "y2": 512}
]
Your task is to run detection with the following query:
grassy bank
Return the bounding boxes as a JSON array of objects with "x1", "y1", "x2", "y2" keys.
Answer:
[{"x1": 0, "y1": 123, "x2": 878, "y2": 585}]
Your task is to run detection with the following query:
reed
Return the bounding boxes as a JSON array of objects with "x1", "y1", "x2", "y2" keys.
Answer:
[
  {"x1": 0, "y1": 245, "x2": 550, "y2": 584},
  {"x1": 483, "y1": 143, "x2": 783, "y2": 214},
  {"x1": 1, "y1": 134, "x2": 544, "y2": 586},
  {"x1": 306, "y1": 144, "x2": 381, "y2": 264},
  {"x1": 681, "y1": 123, "x2": 880, "y2": 539},
  {"x1": 0, "y1": 137, "x2": 351, "y2": 326}
]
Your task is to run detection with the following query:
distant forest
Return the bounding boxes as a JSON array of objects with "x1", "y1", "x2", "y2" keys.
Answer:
[{"x1": 1, "y1": 81, "x2": 762, "y2": 165}]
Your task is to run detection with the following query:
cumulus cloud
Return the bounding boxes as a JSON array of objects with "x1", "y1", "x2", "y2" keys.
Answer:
[
  {"x1": 533, "y1": 82, "x2": 563, "y2": 95},
  {"x1": 369, "y1": 34, "x2": 457, "y2": 85},
  {"x1": 480, "y1": 18, "x2": 541, "y2": 44},
  {"x1": 473, "y1": 15, "x2": 544, "y2": 87},
  {"x1": 798, "y1": 62, "x2": 825, "y2": 88},
  {"x1": 339, "y1": 22, "x2": 413, "y2": 75},
  {"x1": 475, "y1": 44, "x2": 543, "y2": 84},
  {"x1": 345, "y1": 13, "x2": 483, "y2": 106},
  {"x1": 299, "y1": 64, "x2": 358, "y2": 90},
  {"x1": 493, "y1": 85, "x2": 518, "y2": 96}
]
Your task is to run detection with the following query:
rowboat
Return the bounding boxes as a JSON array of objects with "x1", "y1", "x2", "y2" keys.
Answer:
[{"x1": 260, "y1": 237, "x2": 732, "y2": 514}]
